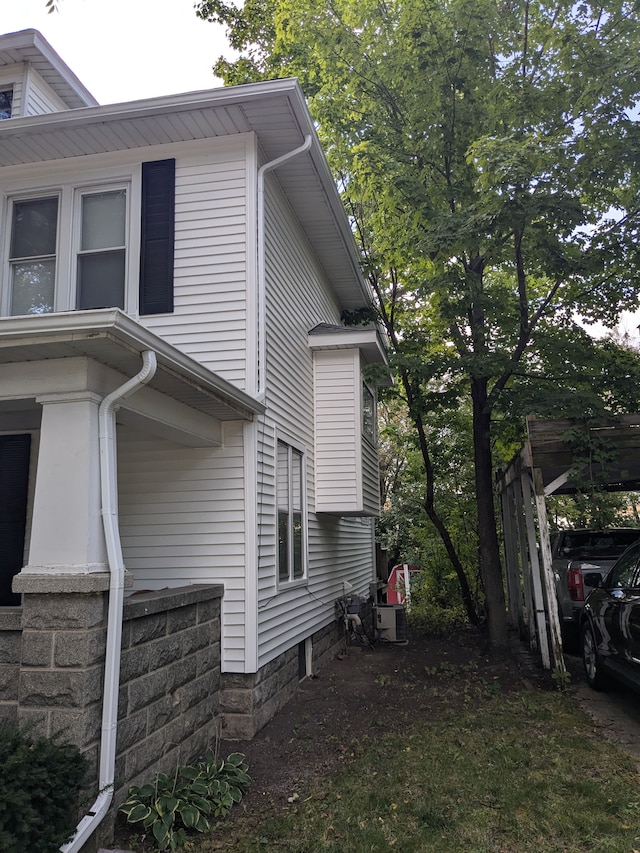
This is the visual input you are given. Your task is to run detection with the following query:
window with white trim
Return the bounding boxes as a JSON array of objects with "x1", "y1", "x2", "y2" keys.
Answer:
[
  {"x1": 277, "y1": 440, "x2": 306, "y2": 583},
  {"x1": 362, "y1": 380, "x2": 375, "y2": 442},
  {"x1": 2, "y1": 158, "x2": 175, "y2": 318}
]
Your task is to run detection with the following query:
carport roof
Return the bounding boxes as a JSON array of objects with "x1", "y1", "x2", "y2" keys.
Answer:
[{"x1": 512, "y1": 415, "x2": 640, "y2": 495}]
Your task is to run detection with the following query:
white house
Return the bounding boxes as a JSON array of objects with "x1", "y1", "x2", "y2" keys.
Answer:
[{"x1": 0, "y1": 28, "x2": 388, "y2": 850}]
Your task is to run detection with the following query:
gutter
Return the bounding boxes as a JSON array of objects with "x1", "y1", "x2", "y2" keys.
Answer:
[
  {"x1": 256, "y1": 134, "x2": 312, "y2": 400},
  {"x1": 60, "y1": 350, "x2": 157, "y2": 853}
]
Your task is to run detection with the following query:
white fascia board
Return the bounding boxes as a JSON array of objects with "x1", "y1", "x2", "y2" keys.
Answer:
[{"x1": 307, "y1": 326, "x2": 389, "y2": 365}]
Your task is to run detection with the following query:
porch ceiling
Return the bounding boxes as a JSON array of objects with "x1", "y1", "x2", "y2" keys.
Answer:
[
  {"x1": 0, "y1": 309, "x2": 264, "y2": 422},
  {"x1": 518, "y1": 415, "x2": 640, "y2": 495}
]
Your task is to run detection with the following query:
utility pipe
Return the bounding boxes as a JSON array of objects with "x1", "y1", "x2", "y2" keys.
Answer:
[
  {"x1": 61, "y1": 350, "x2": 157, "y2": 853},
  {"x1": 256, "y1": 134, "x2": 312, "y2": 400}
]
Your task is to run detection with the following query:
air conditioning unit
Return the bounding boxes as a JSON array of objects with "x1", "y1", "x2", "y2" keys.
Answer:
[{"x1": 374, "y1": 604, "x2": 408, "y2": 644}]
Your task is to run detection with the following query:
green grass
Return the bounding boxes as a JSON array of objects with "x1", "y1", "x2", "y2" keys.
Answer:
[{"x1": 197, "y1": 686, "x2": 640, "y2": 853}]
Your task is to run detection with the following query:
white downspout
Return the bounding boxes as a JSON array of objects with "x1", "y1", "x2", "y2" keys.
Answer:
[
  {"x1": 61, "y1": 350, "x2": 157, "y2": 853},
  {"x1": 256, "y1": 134, "x2": 312, "y2": 401}
]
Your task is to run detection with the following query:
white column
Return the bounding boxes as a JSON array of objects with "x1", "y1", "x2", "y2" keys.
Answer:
[{"x1": 24, "y1": 391, "x2": 107, "y2": 574}]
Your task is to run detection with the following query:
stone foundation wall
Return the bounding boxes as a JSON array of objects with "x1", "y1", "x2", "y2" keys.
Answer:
[
  {"x1": 0, "y1": 609, "x2": 22, "y2": 726},
  {"x1": 221, "y1": 617, "x2": 344, "y2": 739}
]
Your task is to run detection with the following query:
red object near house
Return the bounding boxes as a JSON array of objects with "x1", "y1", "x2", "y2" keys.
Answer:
[{"x1": 387, "y1": 564, "x2": 420, "y2": 605}]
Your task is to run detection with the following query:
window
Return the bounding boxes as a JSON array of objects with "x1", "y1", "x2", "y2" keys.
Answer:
[
  {"x1": 3, "y1": 158, "x2": 175, "y2": 318},
  {"x1": 362, "y1": 381, "x2": 375, "y2": 441},
  {"x1": 77, "y1": 189, "x2": 126, "y2": 309},
  {"x1": 608, "y1": 543, "x2": 640, "y2": 589},
  {"x1": 0, "y1": 89, "x2": 12, "y2": 120},
  {"x1": 277, "y1": 440, "x2": 305, "y2": 583},
  {"x1": 9, "y1": 197, "x2": 58, "y2": 315}
]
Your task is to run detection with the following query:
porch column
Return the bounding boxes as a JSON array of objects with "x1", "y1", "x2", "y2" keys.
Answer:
[{"x1": 25, "y1": 391, "x2": 107, "y2": 575}]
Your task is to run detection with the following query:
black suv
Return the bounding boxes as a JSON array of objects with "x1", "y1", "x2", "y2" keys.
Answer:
[{"x1": 581, "y1": 540, "x2": 640, "y2": 693}]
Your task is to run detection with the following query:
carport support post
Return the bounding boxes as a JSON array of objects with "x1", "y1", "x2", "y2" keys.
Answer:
[
  {"x1": 519, "y1": 468, "x2": 551, "y2": 669},
  {"x1": 513, "y1": 466, "x2": 536, "y2": 646},
  {"x1": 532, "y1": 467, "x2": 566, "y2": 677}
]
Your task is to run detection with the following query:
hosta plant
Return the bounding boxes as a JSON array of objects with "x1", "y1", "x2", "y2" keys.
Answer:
[{"x1": 119, "y1": 751, "x2": 250, "y2": 851}]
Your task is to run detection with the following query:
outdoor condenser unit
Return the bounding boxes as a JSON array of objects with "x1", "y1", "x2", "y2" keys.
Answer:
[{"x1": 374, "y1": 604, "x2": 408, "y2": 644}]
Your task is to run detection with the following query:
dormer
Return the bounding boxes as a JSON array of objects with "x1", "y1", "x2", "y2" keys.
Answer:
[
  {"x1": 308, "y1": 324, "x2": 391, "y2": 516},
  {"x1": 0, "y1": 29, "x2": 97, "y2": 119}
]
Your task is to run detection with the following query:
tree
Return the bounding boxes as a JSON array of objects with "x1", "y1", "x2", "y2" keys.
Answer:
[{"x1": 197, "y1": 0, "x2": 640, "y2": 650}]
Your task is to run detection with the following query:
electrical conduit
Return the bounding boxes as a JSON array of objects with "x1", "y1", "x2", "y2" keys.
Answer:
[
  {"x1": 61, "y1": 350, "x2": 157, "y2": 853},
  {"x1": 256, "y1": 134, "x2": 312, "y2": 400}
]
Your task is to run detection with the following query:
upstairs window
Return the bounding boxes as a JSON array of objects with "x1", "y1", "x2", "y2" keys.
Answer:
[
  {"x1": 9, "y1": 197, "x2": 58, "y2": 315},
  {"x1": 277, "y1": 440, "x2": 305, "y2": 584},
  {"x1": 0, "y1": 89, "x2": 12, "y2": 120},
  {"x1": 77, "y1": 189, "x2": 126, "y2": 309},
  {"x1": 362, "y1": 381, "x2": 375, "y2": 441}
]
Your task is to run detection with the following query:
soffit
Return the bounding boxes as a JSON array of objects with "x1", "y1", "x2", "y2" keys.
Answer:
[
  {"x1": 0, "y1": 29, "x2": 97, "y2": 109},
  {"x1": 0, "y1": 309, "x2": 263, "y2": 422},
  {"x1": 0, "y1": 79, "x2": 370, "y2": 310}
]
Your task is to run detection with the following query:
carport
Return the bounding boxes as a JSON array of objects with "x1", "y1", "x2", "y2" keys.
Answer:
[{"x1": 497, "y1": 414, "x2": 640, "y2": 673}]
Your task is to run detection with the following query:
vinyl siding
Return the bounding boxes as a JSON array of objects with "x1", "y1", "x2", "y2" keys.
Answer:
[
  {"x1": 117, "y1": 421, "x2": 248, "y2": 669},
  {"x1": 24, "y1": 68, "x2": 68, "y2": 115},
  {"x1": 143, "y1": 135, "x2": 250, "y2": 388},
  {"x1": 254, "y1": 178, "x2": 376, "y2": 668}
]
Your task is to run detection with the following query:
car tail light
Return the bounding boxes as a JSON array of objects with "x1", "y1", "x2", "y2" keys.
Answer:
[{"x1": 567, "y1": 567, "x2": 584, "y2": 601}]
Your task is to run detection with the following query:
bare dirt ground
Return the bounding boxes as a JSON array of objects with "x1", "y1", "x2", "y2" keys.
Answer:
[{"x1": 111, "y1": 628, "x2": 640, "y2": 851}]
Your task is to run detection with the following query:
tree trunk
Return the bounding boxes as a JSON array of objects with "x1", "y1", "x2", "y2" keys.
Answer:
[{"x1": 471, "y1": 375, "x2": 509, "y2": 651}]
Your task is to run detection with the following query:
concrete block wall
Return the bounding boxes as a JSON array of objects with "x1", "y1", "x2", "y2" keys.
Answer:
[
  {"x1": 115, "y1": 585, "x2": 223, "y2": 800},
  {"x1": 0, "y1": 609, "x2": 22, "y2": 725},
  {"x1": 221, "y1": 617, "x2": 344, "y2": 739}
]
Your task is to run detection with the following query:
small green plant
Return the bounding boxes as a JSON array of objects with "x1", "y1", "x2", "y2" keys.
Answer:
[
  {"x1": 551, "y1": 665, "x2": 572, "y2": 691},
  {"x1": 119, "y1": 750, "x2": 250, "y2": 851},
  {"x1": 0, "y1": 724, "x2": 89, "y2": 853}
]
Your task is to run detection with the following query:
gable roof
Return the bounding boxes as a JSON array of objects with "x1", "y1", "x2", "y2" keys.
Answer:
[
  {"x1": 0, "y1": 31, "x2": 371, "y2": 311},
  {"x1": 0, "y1": 29, "x2": 97, "y2": 109}
]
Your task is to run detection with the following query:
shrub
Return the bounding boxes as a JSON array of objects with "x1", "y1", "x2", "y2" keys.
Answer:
[
  {"x1": 0, "y1": 725, "x2": 89, "y2": 853},
  {"x1": 119, "y1": 750, "x2": 251, "y2": 851},
  {"x1": 408, "y1": 570, "x2": 469, "y2": 637}
]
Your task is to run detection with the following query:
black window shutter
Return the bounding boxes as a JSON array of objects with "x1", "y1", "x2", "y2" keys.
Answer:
[
  {"x1": 0, "y1": 434, "x2": 31, "y2": 607},
  {"x1": 139, "y1": 158, "x2": 175, "y2": 315}
]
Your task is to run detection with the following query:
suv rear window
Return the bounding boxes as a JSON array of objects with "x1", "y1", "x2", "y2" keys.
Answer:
[{"x1": 558, "y1": 530, "x2": 640, "y2": 560}]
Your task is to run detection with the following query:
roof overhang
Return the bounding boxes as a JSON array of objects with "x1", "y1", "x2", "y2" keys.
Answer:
[
  {"x1": 0, "y1": 29, "x2": 97, "y2": 109},
  {"x1": 0, "y1": 308, "x2": 264, "y2": 422},
  {"x1": 0, "y1": 72, "x2": 371, "y2": 311},
  {"x1": 308, "y1": 323, "x2": 393, "y2": 386}
]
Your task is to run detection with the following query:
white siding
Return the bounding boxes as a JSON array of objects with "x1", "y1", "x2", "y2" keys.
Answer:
[
  {"x1": 117, "y1": 421, "x2": 248, "y2": 669},
  {"x1": 24, "y1": 68, "x2": 68, "y2": 115},
  {"x1": 142, "y1": 135, "x2": 251, "y2": 388},
  {"x1": 254, "y1": 179, "x2": 376, "y2": 668}
]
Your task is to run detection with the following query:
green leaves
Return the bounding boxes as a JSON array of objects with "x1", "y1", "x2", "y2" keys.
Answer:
[{"x1": 119, "y1": 750, "x2": 251, "y2": 851}]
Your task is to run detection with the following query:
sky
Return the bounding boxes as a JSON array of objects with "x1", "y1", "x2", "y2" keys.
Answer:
[{"x1": 0, "y1": 0, "x2": 232, "y2": 104}]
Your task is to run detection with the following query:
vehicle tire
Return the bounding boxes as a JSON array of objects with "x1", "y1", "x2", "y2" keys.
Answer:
[{"x1": 581, "y1": 622, "x2": 607, "y2": 690}]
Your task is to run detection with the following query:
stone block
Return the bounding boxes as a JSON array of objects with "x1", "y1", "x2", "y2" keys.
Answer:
[
  {"x1": 169, "y1": 655, "x2": 197, "y2": 691},
  {"x1": 0, "y1": 664, "x2": 19, "y2": 700},
  {"x1": 153, "y1": 634, "x2": 183, "y2": 669},
  {"x1": 20, "y1": 630, "x2": 54, "y2": 667},
  {"x1": 166, "y1": 603, "x2": 197, "y2": 634},
  {"x1": 181, "y1": 622, "x2": 213, "y2": 656},
  {"x1": 0, "y1": 631, "x2": 21, "y2": 664},
  {"x1": 21, "y1": 593, "x2": 106, "y2": 630},
  {"x1": 181, "y1": 673, "x2": 214, "y2": 711},
  {"x1": 48, "y1": 705, "x2": 102, "y2": 750},
  {"x1": 220, "y1": 687, "x2": 254, "y2": 715},
  {"x1": 0, "y1": 703, "x2": 18, "y2": 726},
  {"x1": 196, "y1": 596, "x2": 218, "y2": 625},
  {"x1": 16, "y1": 708, "x2": 49, "y2": 738},
  {"x1": 19, "y1": 666, "x2": 103, "y2": 708},
  {"x1": 54, "y1": 627, "x2": 106, "y2": 668},
  {"x1": 129, "y1": 612, "x2": 166, "y2": 646},
  {"x1": 120, "y1": 644, "x2": 151, "y2": 683},
  {"x1": 125, "y1": 728, "x2": 167, "y2": 779},
  {"x1": 127, "y1": 669, "x2": 167, "y2": 714},
  {"x1": 116, "y1": 709, "x2": 147, "y2": 753},
  {"x1": 147, "y1": 694, "x2": 180, "y2": 734},
  {"x1": 194, "y1": 644, "x2": 219, "y2": 678}
]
